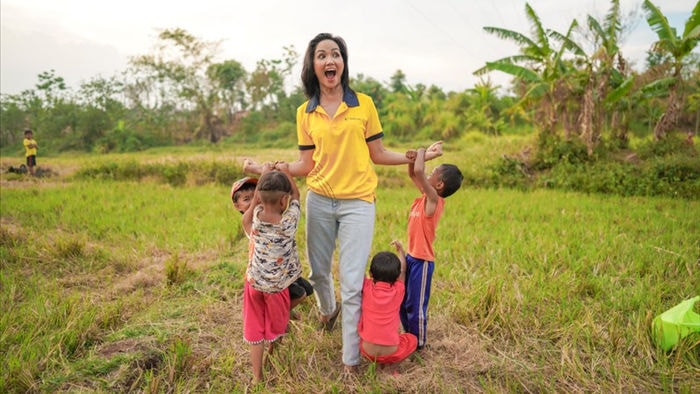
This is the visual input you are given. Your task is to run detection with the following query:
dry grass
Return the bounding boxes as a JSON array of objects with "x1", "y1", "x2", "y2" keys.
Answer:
[{"x1": 1, "y1": 151, "x2": 698, "y2": 393}]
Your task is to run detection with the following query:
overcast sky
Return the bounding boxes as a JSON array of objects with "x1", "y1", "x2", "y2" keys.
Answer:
[{"x1": 0, "y1": 0, "x2": 695, "y2": 96}]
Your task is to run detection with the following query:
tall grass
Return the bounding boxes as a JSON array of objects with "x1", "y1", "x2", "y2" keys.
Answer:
[{"x1": 1, "y1": 142, "x2": 698, "y2": 393}]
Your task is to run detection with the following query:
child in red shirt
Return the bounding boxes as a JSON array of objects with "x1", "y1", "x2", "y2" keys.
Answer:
[{"x1": 358, "y1": 240, "x2": 417, "y2": 372}]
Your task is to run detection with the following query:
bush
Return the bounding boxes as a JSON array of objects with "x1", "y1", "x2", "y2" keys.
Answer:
[
  {"x1": 487, "y1": 155, "x2": 533, "y2": 190},
  {"x1": 73, "y1": 159, "x2": 246, "y2": 188},
  {"x1": 539, "y1": 156, "x2": 700, "y2": 199},
  {"x1": 636, "y1": 133, "x2": 696, "y2": 159},
  {"x1": 533, "y1": 133, "x2": 591, "y2": 170}
]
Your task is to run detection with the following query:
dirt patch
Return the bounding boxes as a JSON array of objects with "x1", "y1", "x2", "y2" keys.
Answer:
[{"x1": 96, "y1": 337, "x2": 156, "y2": 359}]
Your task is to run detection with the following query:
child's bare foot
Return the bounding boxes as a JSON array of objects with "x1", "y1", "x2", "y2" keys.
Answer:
[{"x1": 341, "y1": 364, "x2": 359, "y2": 380}]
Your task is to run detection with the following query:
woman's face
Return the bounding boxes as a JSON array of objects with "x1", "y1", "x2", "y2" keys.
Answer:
[{"x1": 313, "y1": 39, "x2": 344, "y2": 91}]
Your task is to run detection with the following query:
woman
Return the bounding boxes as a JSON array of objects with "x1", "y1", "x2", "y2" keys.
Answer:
[{"x1": 245, "y1": 32, "x2": 441, "y2": 373}]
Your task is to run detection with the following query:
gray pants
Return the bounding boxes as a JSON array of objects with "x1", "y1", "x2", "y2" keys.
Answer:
[{"x1": 305, "y1": 191, "x2": 375, "y2": 366}]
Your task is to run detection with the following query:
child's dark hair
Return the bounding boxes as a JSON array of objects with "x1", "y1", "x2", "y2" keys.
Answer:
[
  {"x1": 24, "y1": 129, "x2": 32, "y2": 136},
  {"x1": 437, "y1": 164, "x2": 463, "y2": 198},
  {"x1": 257, "y1": 171, "x2": 292, "y2": 203},
  {"x1": 369, "y1": 251, "x2": 401, "y2": 284},
  {"x1": 233, "y1": 183, "x2": 256, "y2": 203}
]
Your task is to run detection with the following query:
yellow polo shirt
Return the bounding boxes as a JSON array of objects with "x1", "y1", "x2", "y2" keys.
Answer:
[
  {"x1": 23, "y1": 138, "x2": 37, "y2": 157},
  {"x1": 296, "y1": 89, "x2": 383, "y2": 202}
]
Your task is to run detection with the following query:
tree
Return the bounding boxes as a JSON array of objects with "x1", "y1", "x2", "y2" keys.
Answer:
[
  {"x1": 245, "y1": 46, "x2": 297, "y2": 114},
  {"x1": 208, "y1": 60, "x2": 247, "y2": 125},
  {"x1": 643, "y1": 0, "x2": 700, "y2": 140},
  {"x1": 465, "y1": 78, "x2": 504, "y2": 135},
  {"x1": 475, "y1": 3, "x2": 581, "y2": 136},
  {"x1": 34, "y1": 70, "x2": 68, "y2": 109},
  {"x1": 129, "y1": 28, "x2": 225, "y2": 142},
  {"x1": 389, "y1": 70, "x2": 408, "y2": 94},
  {"x1": 575, "y1": 0, "x2": 633, "y2": 152}
]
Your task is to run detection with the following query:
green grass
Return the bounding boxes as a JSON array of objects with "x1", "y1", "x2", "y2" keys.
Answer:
[{"x1": 1, "y1": 141, "x2": 698, "y2": 393}]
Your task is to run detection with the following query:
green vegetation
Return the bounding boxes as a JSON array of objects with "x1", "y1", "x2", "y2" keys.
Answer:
[{"x1": 1, "y1": 142, "x2": 698, "y2": 392}]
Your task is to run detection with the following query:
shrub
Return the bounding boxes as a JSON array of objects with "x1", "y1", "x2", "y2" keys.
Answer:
[
  {"x1": 165, "y1": 255, "x2": 189, "y2": 286},
  {"x1": 533, "y1": 133, "x2": 591, "y2": 170}
]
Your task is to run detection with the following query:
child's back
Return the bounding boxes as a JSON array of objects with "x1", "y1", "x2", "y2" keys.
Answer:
[{"x1": 358, "y1": 241, "x2": 416, "y2": 368}]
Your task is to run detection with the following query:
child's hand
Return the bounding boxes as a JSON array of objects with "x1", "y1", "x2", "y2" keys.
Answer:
[
  {"x1": 261, "y1": 162, "x2": 274, "y2": 173},
  {"x1": 390, "y1": 240, "x2": 405, "y2": 256},
  {"x1": 425, "y1": 141, "x2": 443, "y2": 160},
  {"x1": 405, "y1": 149, "x2": 417, "y2": 162},
  {"x1": 275, "y1": 161, "x2": 290, "y2": 174}
]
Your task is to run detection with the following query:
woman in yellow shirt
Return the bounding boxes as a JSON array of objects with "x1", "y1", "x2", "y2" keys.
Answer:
[{"x1": 245, "y1": 33, "x2": 441, "y2": 374}]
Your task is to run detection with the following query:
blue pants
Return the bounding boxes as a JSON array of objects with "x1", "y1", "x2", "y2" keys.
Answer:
[{"x1": 400, "y1": 254, "x2": 434, "y2": 349}]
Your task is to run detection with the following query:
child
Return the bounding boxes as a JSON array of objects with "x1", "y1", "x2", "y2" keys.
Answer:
[
  {"x1": 23, "y1": 129, "x2": 38, "y2": 176},
  {"x1": 231, "y1": 176, "x2": 257, "y2": 214},
  {"x1": 358, "y1": 240, "x2": 417, "y2": 372},
  {"x1": 241, "y1": 164, "x2": 302, "y2": 384},
  {"x1": 400, "y1": 147, "x2": 463, "y2": 350},
  {"x1": 231, "y1": 175, "x2": 313, "y2": 319}
]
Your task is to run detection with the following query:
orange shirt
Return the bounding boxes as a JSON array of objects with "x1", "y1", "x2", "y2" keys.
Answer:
[{"x1": 407, "y1": 194, "x2": 444, "y2": 261}]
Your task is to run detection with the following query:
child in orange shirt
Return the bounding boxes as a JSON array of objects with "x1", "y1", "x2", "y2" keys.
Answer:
[{"x1": 400, "y1": 148, "x2": 463, "y2": 350}]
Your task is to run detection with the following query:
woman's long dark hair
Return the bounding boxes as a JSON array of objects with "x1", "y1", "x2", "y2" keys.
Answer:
[{"x1": 300, "y1": 33, "x2": 350, "y2": 99}]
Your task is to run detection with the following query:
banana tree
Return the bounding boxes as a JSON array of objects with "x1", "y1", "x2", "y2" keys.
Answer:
[
  {"x1": 474, "y1": 3, "x2": 581, "y2": 137},
  {"x1": 583, "y1": 0, "x2": 632, "y2": 150},
  {"x1": 643, "y1": 0, "x2": 700, "y2": 140}
]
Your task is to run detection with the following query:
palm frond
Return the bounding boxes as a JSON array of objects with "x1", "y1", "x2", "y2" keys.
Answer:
[
  {"x1": 604, "y1": 76, "x2": 634, "y2": 105},
  {"x1": 482, "y1": 61, "x2": 541, "y2": 83},
  {"x1": 604, "y1": 0, "x2": 622, "y2": 39},
  {"x1": 524, "y1": 3, "x2": 549, "y2": 51},
  {"x1": 643, "y1": 0, "x2": 677, "y2": 42},
  {"x1": 483, "y1": 26, "x2": 538, "y2": 49},
  {"x1": 587, "y1": 15, "x2": 605, "y2": 39},
  {"x1": 640, "y1": 76, "x2": 676, "y2": 96},
  {"x1": 683, "y1": 1, "x2": 700, "y2": 39},
  {"x1": 551, "y1": 20, "x2": 586, "y2": 58},
  {"x1": 473, "y1": 55, "x2": 538, "y2": 76}
]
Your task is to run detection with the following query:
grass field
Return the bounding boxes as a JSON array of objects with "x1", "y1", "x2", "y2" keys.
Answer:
[{"x1": 1, "y1": 139, "x2": 698, "y2": 393}]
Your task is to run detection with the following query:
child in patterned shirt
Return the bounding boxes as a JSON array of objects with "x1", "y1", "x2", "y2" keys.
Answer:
[
  {"x1": 231, "y1": 175, "x2": 313, "y2": 319},
  {"x1": 241, "y1": 163, "x2": 302, "y2": 384}
]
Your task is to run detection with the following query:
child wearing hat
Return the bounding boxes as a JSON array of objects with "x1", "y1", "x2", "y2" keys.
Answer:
[{"x1": 231, "y1": 175, "x2": 313, "y2": 319}]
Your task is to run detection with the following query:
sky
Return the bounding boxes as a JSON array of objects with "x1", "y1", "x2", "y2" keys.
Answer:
[{"x1": 0, "y1": 0, "x2": 695, "y2": 96}]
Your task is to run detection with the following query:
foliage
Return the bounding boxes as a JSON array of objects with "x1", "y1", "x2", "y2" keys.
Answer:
[
  {"x1": 641, "y1": 0, "x2": 700, "y2": 139},
  {"x1": 533, "y1": 132, "x2": 593, "y2": 169},
  {"x1": 72, "y1": 158, "x2": 247, "y2": 188}
]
